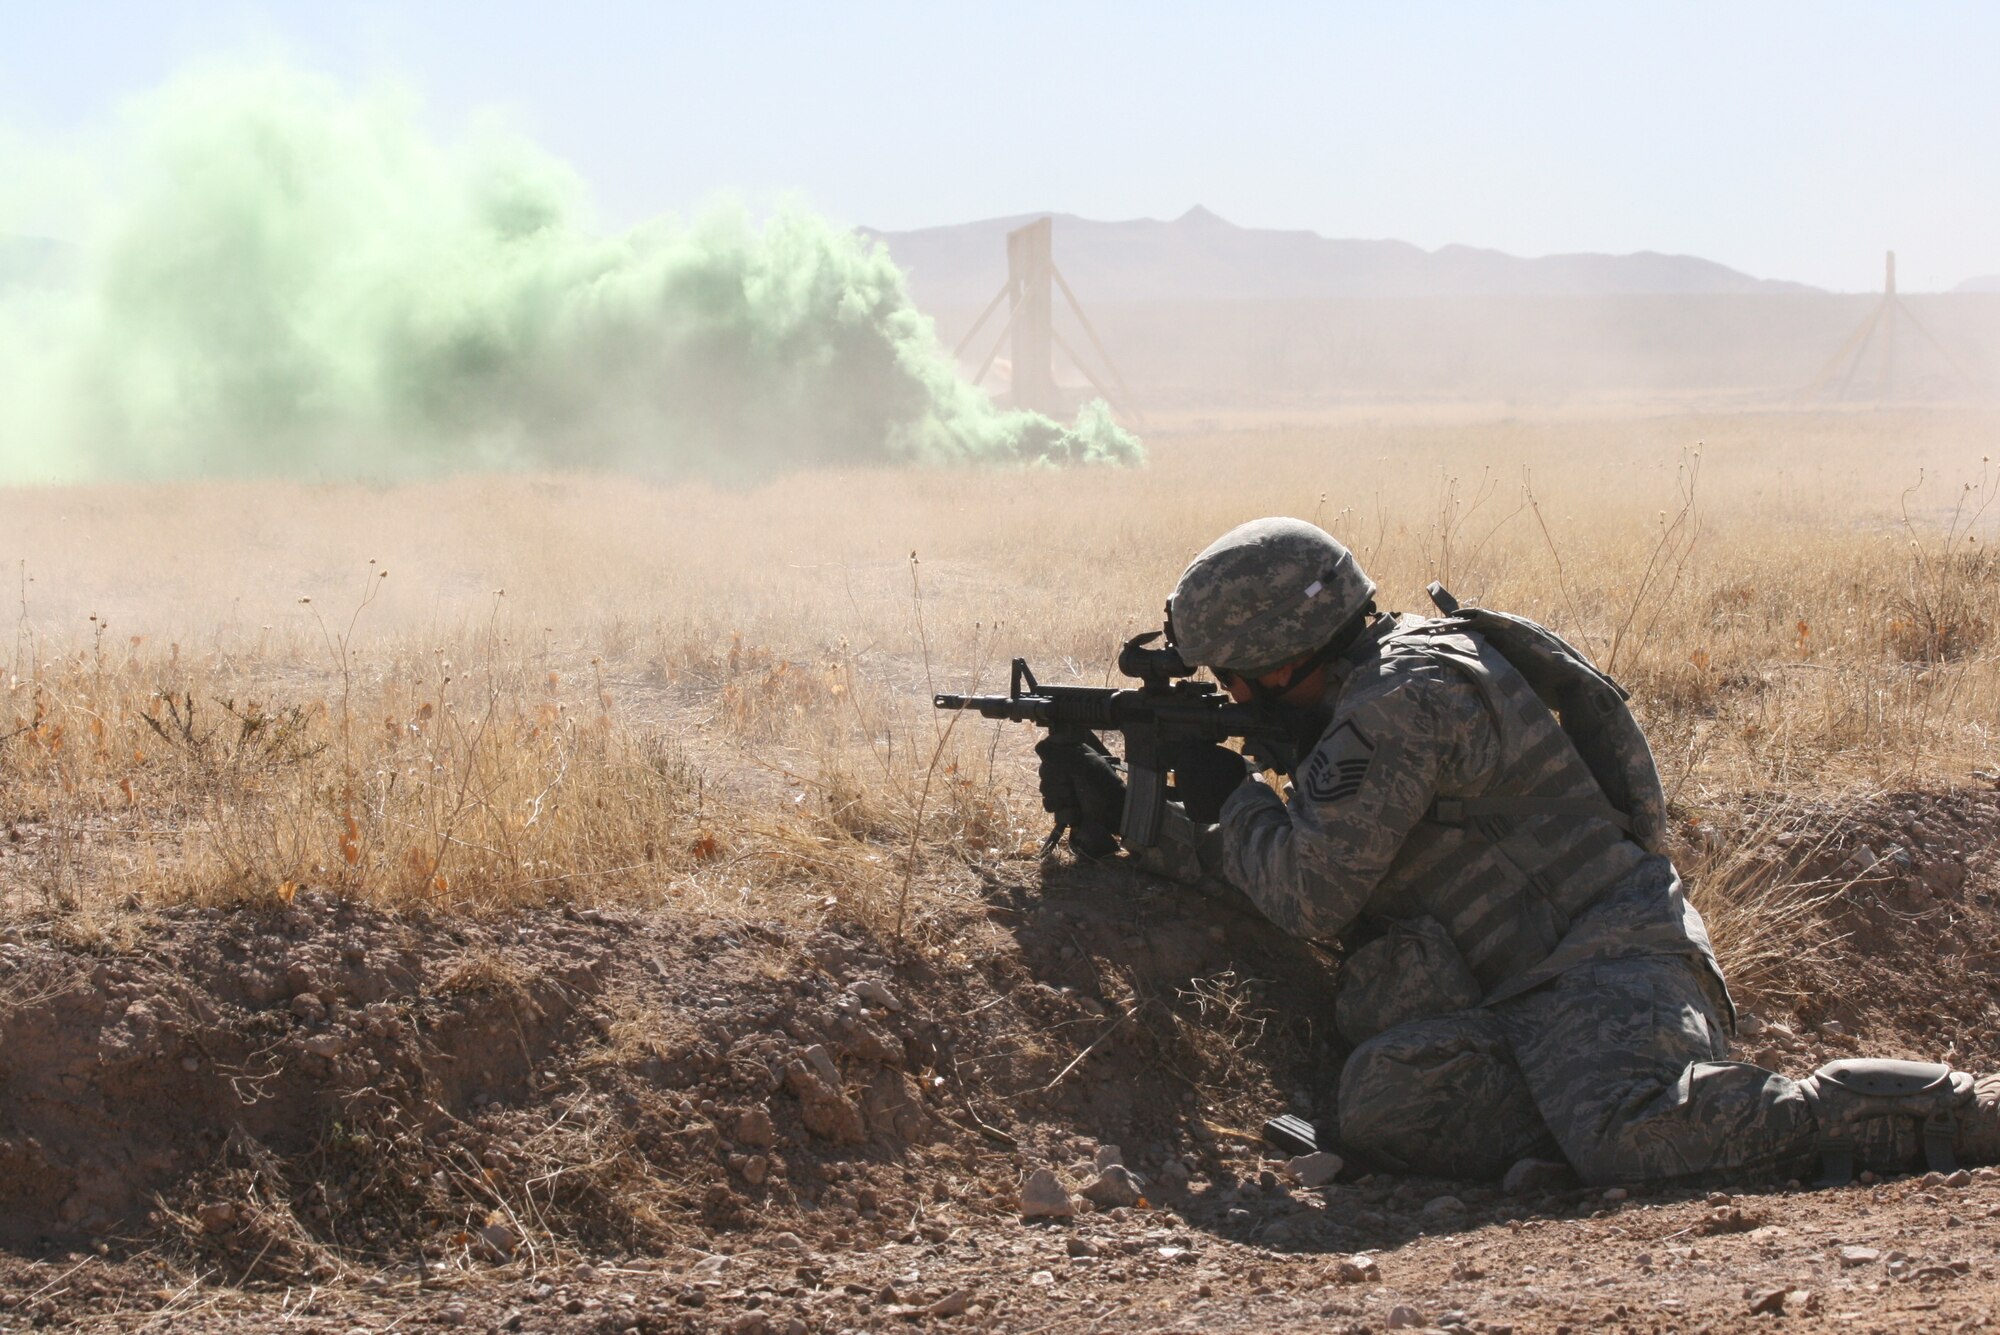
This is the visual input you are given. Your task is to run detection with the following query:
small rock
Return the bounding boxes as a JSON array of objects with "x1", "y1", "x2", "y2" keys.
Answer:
[
  {"x1": 476, "y1": 1222, "x2": 518, "y2": 1262},
  {"x1": 1790, "y1": 1289, "x2": 1820, "y2": 1315},
  {"x1": 1737, "y1": 1012, "x2": 1767, "y2": 1037},
  {"x1": 802, "y1": 1044, "x2": 841, "y2": 1086},
  {"x1": 1066, "y1": 1236, "x2": 1100, "y2": 1258},
  {"x1": 1079, "y1": 1165, "x2": 1145, "y2": 1209},
  {"x1": 1700, "y1": 1205, "x2": 1753, "y2": 1234},
  {"x1": 767, "y1": 1231, "x2": 806, "y2": 1250},
  {"x1": 741, "y1": 1155, "x2": 769, "y2": 1186},
  {"x1": 1944, "y1": 1168, "x2": 1972, "y2": 1188},
  {"x1": 783, "y1": 1061, "x2": 865, "y2": 1145},
  {"x1": 289, "y1": 992, "x2": 324, "y2": 1019},
  {"x1": 1502, "y1": 1158, "x2": 1576, "y2": 1194},
  {"x1": 1028, "y1": 1270, "x2": 1056, "y2": 1287},
  {"x1": 1748, "y1": 1288, "x2": 1787, "y2": 1315},
  {"x1": 927, "y1": 1289, "x2": 972, "y2": 1317},
  {"x1": 1386, "y1": 1303, "x2": 1425, "y2": 1329},
  {"x1": 1282, "y1": 1150, "x2": 1344, "y2": 1188},
  {"x1": 734, "y1": 1105, "x2": 777, "y2": 1147},
  {"x1": 1020, "y1": 1168, "x2": 1075, "y2": 1219},
  {"x1": 846, "y1": 979, "x2": 903, "y2": 1012},
  {"x1": 1820, "y1": 1020, "x2": 1845, "y2": 1037},
  {"x1": 1093, "y1": 1144, "x2": 1124, "y2": 1170},
  {"x1": 1602, "y1": 1186, "x2": 1629, "y2": 1202},
  {"x1": 438, "y1": 1304, "x2": 468, "y2": 1326},
  {"x1": 1422, "y1": 1194, "x2": 1467, "y2": 1221},
  {"x1": 195, "y1": 1202, "x2": 237, "y2": 1233},
  {"x1": 1333, "y1": 1253, "x2": 1380, "y2": 1284},
  {"x1": 1839, "y1": 1245, "x2": 1882, "y2": 1267}
]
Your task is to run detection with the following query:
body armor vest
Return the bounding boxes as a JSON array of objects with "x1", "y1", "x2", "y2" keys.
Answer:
[{"x1": 1346, "y1": 621, "x2": 1651, "y2": 996}]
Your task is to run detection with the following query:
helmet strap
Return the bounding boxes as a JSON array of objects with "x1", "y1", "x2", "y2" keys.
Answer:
[{"x1": 1243, "y1": 601, "x2": 1377, "y2": 703}]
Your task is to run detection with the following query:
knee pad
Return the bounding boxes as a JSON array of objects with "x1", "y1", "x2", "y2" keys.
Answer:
[{"x1": 1798, "y1": 1058, "x2": 1974, "y2": 1185}]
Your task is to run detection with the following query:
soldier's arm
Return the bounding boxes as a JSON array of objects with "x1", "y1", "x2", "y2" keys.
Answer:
[{"x1": 1215, "y1": 674, "x2": 1498, "y2": 940}]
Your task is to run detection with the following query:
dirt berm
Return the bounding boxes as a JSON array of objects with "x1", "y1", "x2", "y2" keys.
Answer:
[{"x1": 2, "y1": 788, "x2": 1999, "y2": 1331}]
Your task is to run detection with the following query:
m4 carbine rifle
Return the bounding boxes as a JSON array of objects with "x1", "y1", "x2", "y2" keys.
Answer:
[{"x1": 933, "y1": 632, "x2": 1292, "y2": 854}]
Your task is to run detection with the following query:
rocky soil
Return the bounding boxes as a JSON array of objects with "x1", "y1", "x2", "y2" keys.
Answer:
[{"x1": 1, "y1": 787, "x2": 1998, "y2": 1332}]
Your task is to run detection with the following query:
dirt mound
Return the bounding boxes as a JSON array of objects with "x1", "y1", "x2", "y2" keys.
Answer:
[
  {"x1": 2, "y1": 787, "x2": 1998, "y2": 1328},
  {"x1": 0, "y1": 860, "x2": 1339, "y2": 1267},
  {"x1": 1705, "y1": 787, "x2": 2000, "y2": 1072}
]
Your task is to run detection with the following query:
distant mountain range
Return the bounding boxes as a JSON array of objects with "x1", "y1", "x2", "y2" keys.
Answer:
[
  {"x1": 866, "y1": 206, "x2": 1824, "y2": 307},
  {"x1": 11, "y1": 219, "x2": 1999, "y2": 306}
]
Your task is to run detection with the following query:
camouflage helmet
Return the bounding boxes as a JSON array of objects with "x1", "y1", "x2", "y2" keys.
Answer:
[{"x1": 1167, "y1": 518, "x2": 1376, "y2": 675}]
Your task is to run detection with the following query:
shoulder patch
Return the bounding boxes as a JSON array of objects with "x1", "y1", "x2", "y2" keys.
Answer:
[{"x1": 1300, "y1": 720, "x2": 1376, "y2": 803}]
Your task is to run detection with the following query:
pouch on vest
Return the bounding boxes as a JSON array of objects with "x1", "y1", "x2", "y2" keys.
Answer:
[
  {"x1": 1335, "y1": 915, "x2": 1484, "y2": 1046},
  {"x1": 1425, "y1": 584, "x2": 1669, "y2": 855}
]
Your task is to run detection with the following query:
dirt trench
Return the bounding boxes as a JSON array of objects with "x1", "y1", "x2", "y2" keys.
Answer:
[
  {"x1": 0, "y1": 854, "x2": 1342, "y2": 1264},
  {"x1": 0, "y1": 787, "x2": 1998, "y2": 1331}
]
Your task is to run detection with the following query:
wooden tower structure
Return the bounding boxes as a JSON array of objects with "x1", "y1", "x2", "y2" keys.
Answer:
[
  {"x1": 1807, "y1": 251, "x2": 1973, "y2": 400},
  {"x1": 954, "y1": 217, "x2": 1141, "y2": 422}
]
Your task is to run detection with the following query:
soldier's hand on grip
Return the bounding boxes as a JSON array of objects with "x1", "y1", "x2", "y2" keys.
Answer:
[
  {"x1": 1169, "y1": 742, "x2": 1253, "y2": 824},
  {"x1": 1035, "y1": 732, "x2": 1126, "y2": 858}
]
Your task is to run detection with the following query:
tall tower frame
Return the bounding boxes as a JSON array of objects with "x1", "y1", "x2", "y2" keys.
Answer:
[
  {"x1": 954, "y1": 217, "x2": 1141, "y2": 423},
  {"x1": 1808, "y1": 251, "x2": 1973, "y2": 400}
]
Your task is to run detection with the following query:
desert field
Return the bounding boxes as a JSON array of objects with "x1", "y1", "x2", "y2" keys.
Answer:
[
  {"x1": 4, "y1": 406, "x2": 2000, "y2": 1331},
  {"x1": 6, "y1": 406, "x2": 1998, "y2": 914}
]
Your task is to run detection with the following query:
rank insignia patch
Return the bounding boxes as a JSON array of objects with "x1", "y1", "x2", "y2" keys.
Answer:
[{"x1": 1300, "y1": 720, "x2": 1375, "y2": 803}]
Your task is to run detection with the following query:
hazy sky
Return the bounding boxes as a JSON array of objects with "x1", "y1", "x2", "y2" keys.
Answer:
[{"x1": 5, "y1": 1, "x2": 1996, "y2": 292}]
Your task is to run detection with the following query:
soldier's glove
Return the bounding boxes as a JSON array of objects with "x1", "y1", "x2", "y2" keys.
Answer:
[
  {"x1": 1035, "y1": 731, "x2": 1126, "y2": 859},
  {"x1": 1170, "y1": 742, "x2": 1254, "y2": 824}
]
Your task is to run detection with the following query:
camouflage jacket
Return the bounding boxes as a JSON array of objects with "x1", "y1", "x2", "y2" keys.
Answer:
[{"x1": 1142, "y1": 614, "x2": 1727, "y2": 1043}]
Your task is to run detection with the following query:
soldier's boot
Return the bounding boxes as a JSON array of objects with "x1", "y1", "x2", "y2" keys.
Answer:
[
  {"x1": 1797, "y1": 1059, "x2": 1982, "y2": 1185},
  {"x1": 1960, "y1": 1073, "x2": 2000, "y2": 1165}
]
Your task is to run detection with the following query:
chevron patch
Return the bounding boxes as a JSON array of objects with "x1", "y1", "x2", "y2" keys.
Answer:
[{"x1": 1300, "y1": 720, "x2": 1375, "y2": 803}]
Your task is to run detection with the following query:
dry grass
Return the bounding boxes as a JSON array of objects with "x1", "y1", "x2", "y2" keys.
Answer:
[{"x1": 2, "y1": 405, "x2": 1997, "y2": 932}]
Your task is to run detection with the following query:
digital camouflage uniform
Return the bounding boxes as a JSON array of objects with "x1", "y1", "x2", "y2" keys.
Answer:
[
  {"x1": 1148, "y1": 614, "x2": 1827, "y2": 1183},
  {"x1": 1126, "y1": 517, "x2": 1999, "y2": 1186}
]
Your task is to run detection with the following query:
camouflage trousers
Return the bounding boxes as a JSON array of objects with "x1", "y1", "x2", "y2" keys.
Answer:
[{"x1": 1334, "y1": 954, "x2": 1820, "y2": 1186}]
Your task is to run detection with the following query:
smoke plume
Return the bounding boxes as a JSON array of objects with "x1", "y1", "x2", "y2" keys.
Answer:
[{"x1": 0, "y1": 62, "x2": 1140, "y2": 483}]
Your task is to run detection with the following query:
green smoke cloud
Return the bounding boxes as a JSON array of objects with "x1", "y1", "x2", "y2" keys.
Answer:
[{"x1": 0, "y1": 63, "x2": 1140, "y2": 482}]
